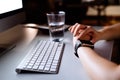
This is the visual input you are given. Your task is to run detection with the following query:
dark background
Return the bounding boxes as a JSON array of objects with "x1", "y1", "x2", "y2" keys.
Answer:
[{"x1": 22, "y1": 0, "x2": 120, "y2": 25}]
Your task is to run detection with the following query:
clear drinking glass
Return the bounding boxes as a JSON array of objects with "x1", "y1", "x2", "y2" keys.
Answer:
[{"x1": 46, "y1": 11, "x2": 65, "y2": 42}]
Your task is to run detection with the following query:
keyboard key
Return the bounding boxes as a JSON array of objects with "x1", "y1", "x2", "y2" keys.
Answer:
[{"x1": 39, "y1": 65, "x2": 44, "y2": 70}]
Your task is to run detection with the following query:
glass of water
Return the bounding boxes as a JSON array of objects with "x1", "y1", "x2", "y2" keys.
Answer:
[{"x1": 46, "y1": 11, "x2": 65, "y2": 42}]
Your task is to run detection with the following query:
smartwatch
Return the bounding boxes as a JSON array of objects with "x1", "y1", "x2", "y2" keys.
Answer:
[{"x1": 74, "y1": 40, "x2": 94, "y2": 57}]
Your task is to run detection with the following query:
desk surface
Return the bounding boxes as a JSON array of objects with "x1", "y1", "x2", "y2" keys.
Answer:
[{"x1": 0, "y1": 24, "x2": 114, "y2": 80}]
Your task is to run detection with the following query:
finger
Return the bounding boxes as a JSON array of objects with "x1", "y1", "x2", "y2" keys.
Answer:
[
  {"x1": 68, "y1": 23, "x2": 77, "y2": 32},
  {"x1": 73, "y1": 24, "x2": 81, "y2": 36},
  {"x1": 76, "y1": 34, "x2": 90, "y2": 40},
  {"x1": 69, "y1": 23, "x2": 87, "y2": 33},
  {"x1": 77, "y1": 26, "x2": 94, "y2": 41},
  {"x1": 68, "y1": 26, "x2": 72, "y2": 31},
  {"x1": 77, "y1": 24, "x2": 87, "y2": 35},
  {"x1": 73, "y1": 24, "x2": 88, "y2": 36},
  {"x1": 79, "y1": 24, "x2": 87, "y2": 29},
  {"x1": 70, "y1": 23, "x2": 79, "y2": 33},
  {"x1": 79, "y1": 26, "x2": 93, "y2": 38},
  {"x1": 76, "y1": 24, "x2": 88, "y2": 33}
]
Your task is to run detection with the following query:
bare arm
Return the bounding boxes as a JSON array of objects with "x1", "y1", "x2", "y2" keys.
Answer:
[
  {"x1": 98, "y1": 23, "x2": 120, "y2": 41},
  {"x1": 77, "y1": 47, "x2": 120, "y2": 80}
]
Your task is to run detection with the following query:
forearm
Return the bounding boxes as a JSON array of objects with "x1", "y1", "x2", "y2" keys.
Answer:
[
  {"x1": 77, "y1": 47, "x2": 119, "y2": 80},
  {"x1": 98, "y1": 23, "x2": 120, "y2": 41}
]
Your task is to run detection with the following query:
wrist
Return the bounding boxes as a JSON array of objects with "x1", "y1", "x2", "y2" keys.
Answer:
[
  {"x1": 74, "y1": 40, "x2": 94, "y2": 57},
  {"x1": 98, "y1": 27, "x2": 110, "y2": 40}
]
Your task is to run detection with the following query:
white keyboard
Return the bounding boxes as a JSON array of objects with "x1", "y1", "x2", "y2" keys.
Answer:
[{"x1": 16, "y1": 40, "x2": 64, "y2": 74}]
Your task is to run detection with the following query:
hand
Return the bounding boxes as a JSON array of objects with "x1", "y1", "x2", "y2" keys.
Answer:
[{"x1": 69, "y1": 23, "x2": 100, "y2": 43}]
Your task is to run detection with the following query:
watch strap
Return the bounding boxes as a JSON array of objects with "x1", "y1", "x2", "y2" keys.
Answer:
[{"x1": 74, "y1": 40, "x2": 94, "y2": 58}]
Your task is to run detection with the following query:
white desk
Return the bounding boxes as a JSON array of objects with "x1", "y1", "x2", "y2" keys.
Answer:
[{"x1": 0, "y1": 25, "x2": 114, "y2": 80}]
